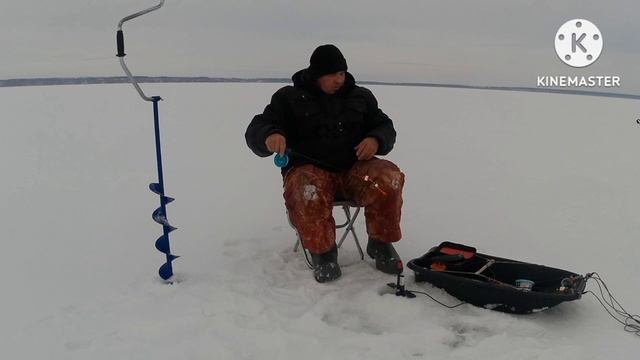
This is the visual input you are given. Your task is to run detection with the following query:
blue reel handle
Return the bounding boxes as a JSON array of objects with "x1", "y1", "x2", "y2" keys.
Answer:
[{"x1": 274, "y1": 153, "x2": 289, "y2": 168}]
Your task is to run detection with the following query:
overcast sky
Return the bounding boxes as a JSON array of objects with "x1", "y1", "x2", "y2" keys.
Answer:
[{"x1": 2, "y1": 0, "x2": 640, "y2": 92}]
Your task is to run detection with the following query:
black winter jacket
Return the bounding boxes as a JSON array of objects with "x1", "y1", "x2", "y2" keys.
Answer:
[{"x1": 245, "y1": 69, "x2": 396, "y2": 174}]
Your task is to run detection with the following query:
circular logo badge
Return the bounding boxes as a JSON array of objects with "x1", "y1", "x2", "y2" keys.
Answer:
[{"x1": 555, "y1": 19, "x2": 603, "y2": 68}]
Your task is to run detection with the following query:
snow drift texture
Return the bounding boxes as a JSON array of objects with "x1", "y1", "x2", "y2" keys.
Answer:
[{"x1": 0, "y1": 83, "x2": 638, "y2": 359}]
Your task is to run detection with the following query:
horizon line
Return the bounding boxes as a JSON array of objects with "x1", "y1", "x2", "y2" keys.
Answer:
[{"x1": 1, "y1": 76, "x2": 639, "y2": 100}]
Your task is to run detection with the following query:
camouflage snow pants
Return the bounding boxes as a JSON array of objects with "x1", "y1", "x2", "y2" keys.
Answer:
[{"x1": 284, "y1": 158, "x2": 405, "y2": 254}]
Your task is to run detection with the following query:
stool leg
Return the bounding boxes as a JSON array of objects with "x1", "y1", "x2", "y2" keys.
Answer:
[
  {"x1": 289, "y1": 210, "x2": 314, "y2": 269},
  {"x1": 336, "y1": 205, "x2": 365, "y2": 260},
  {"x1": 301, "y1": 245, "x2": 314, "y2": 269},
  {"x1": 350, "y1": 207, "x2": 364, "y2": 260},
  {"x1": 336, "y1": 205, "x2": 351, "y2": 248},
  {"x1": 295, "y1": 235, "x2": 314, "y2": 269}
]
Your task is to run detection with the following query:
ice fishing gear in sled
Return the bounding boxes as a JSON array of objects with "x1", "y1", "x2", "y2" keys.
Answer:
[
  {"x1": 389, "y1": 242, "x2": 640, "y2": 335},
  {"x1": 399, "y1": 242, "x2": 588, "y2": 314}
]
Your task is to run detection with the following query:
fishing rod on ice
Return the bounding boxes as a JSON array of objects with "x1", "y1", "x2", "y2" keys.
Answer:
[{"x1": 116, "y1": 0, "x2": 179, "y2": 282}]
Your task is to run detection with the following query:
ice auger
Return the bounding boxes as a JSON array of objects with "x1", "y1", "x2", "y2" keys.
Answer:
[{"x1": 116, "y1": 0, "x2": 178, "y2": 281}]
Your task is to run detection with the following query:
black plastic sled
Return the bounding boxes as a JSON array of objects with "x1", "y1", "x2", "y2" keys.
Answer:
[{"x1": 407, "y1": 242, "x2": 587, "y2": 314}]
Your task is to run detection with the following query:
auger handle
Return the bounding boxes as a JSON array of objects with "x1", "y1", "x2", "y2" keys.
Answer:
[
  {"x1": 115, "y1": 0, "x2": 166, "y2": 102},
  {"x1": 116, "y1": 30, "x2": 125, "y2": 57}
]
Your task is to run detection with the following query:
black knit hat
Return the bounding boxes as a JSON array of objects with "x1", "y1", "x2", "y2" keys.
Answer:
[{"x1": 308, "y1": 44, "x2": 348, "y2": 79}]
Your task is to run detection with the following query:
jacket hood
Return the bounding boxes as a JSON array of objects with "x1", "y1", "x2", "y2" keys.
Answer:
[{"x1": 291, "y1": 68, "x2": 356, "y2": 95}]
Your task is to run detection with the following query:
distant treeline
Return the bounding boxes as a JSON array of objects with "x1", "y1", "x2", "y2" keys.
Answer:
[
  {"x1": 0, "y1": 76, "x2": 290, "y2": 87},
  {"x1": 1, "y1": 76, "x2": 638, "y2": 100}
]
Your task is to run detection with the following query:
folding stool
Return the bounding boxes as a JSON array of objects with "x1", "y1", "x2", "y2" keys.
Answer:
[{"x1": 288, "y1": 200, "x2": 365, "y2": 269}]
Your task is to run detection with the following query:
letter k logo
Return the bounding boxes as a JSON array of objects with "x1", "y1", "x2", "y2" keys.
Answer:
[
  {"x1": 572, "y1": 33, "x2": 587, "y2": 53},
  {"x1": 555, "y1": 19, "x2": 603, "y2": 68}
]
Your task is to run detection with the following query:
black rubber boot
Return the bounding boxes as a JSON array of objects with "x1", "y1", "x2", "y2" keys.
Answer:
[
  {"x1": 310, "y1": 246, "x2": 342, "y2": 283},
  {"x1": 366, "y1": 238, "x2": 403, "y2": 274}
]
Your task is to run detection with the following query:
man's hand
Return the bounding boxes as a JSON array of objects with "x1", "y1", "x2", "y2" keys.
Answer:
[
  {"x1": 355, "y1": 137, "x2": 379, "y2": 160},
  {"x1": 265, "y1": 133, "x2": 287, "y2": 155}
]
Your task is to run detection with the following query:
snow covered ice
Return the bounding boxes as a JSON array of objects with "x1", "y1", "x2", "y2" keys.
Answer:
[{"x1": 0, "y1": 82, "x2": 638, "y2": 359}]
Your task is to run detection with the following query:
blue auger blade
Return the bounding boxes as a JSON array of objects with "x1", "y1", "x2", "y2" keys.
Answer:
[
  {"x1": 159, "y1": 254, "x2": 180, "y2": 280},
  {"x1": 163, "y1": 196, "x2": 175, "y2": 204},
  {"x1": 159, "y1": 259, "x2": 177, "y2": 281},
  {"x1": 150, "y1": 183, "x2": 174, "y2": 203},
  {"x1": 155, "y1": 234, "x2": 170, "y2": 253},
  {"x1": 149, "y1": 182, "x2": 164, "y2": 195},
  {"x1": 152, "y1": 207, "x2": 170, "y2": 226},
  {"x1": 167, "y1": 254, "x2": 179, "y2": 262},
  {"x1": 159, "y1": 264, "x2": 172, "y2": 280}
]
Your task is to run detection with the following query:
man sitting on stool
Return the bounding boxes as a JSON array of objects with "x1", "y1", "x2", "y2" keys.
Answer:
[{"x1": 245, "y1": 44, "x2": 405, "y2": 283}]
